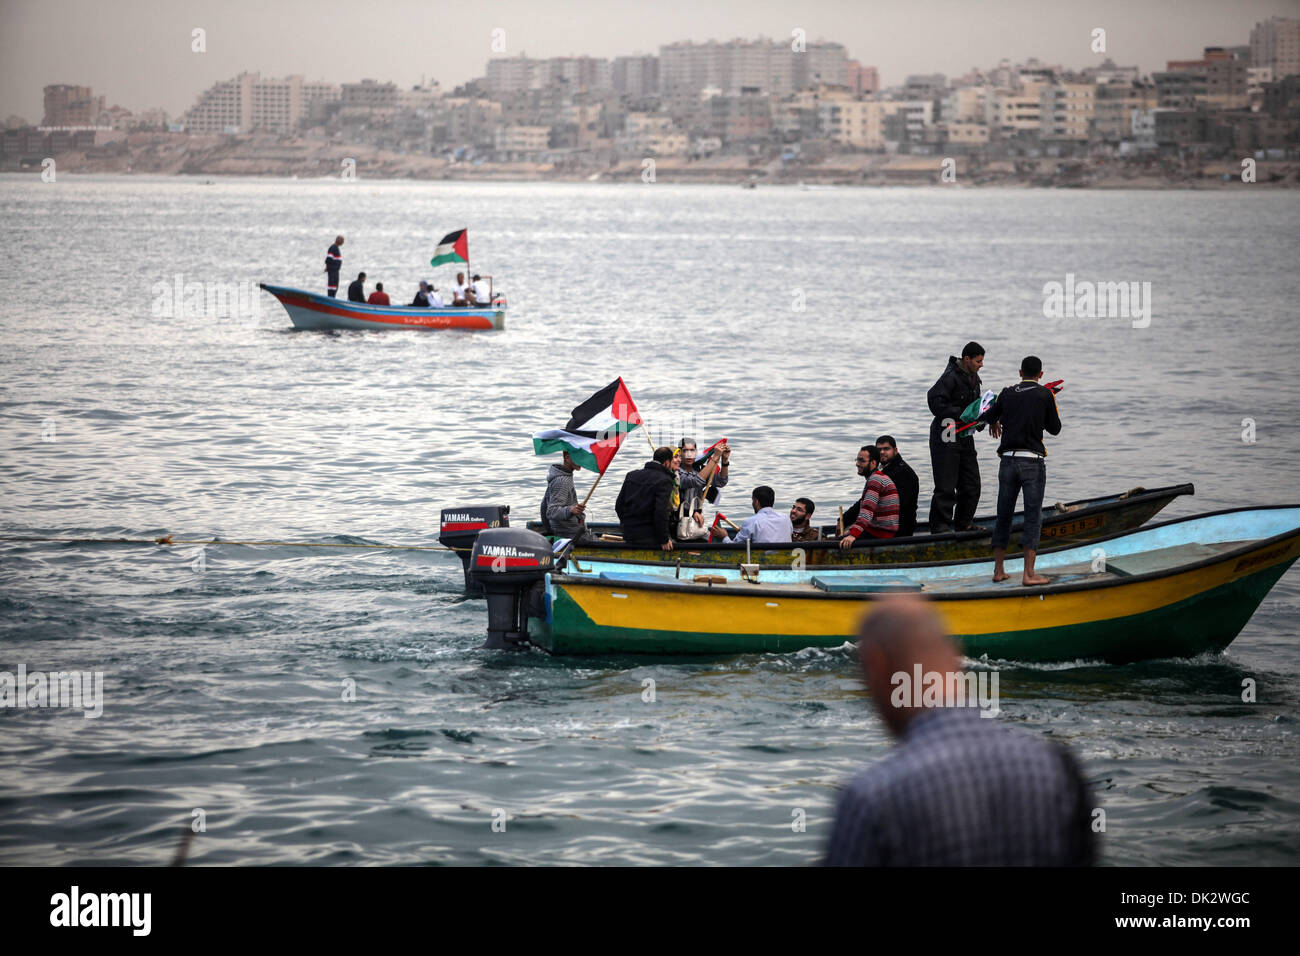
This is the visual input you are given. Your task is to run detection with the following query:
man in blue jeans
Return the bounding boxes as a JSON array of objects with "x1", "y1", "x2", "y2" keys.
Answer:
[{"x1": 977, "y1": 356, "x2": 1062, "y2": 585}]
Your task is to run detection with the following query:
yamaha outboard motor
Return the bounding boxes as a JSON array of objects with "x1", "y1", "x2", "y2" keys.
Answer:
[
  {"x1": 468, "y1": 527, "x2": 553, "y2": 649},
  {"x1": 439, "y1": 505, "x2": 510, "y2": 594}
]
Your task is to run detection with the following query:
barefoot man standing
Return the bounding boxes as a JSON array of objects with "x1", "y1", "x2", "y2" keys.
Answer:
[{"x1": 977, "y1": 356, "x2": 1061, "y2": 586}]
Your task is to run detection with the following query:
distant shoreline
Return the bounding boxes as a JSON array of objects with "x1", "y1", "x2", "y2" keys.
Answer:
[{"x1": 10, "y1": 131, "x2": 1299, "y2": 189}]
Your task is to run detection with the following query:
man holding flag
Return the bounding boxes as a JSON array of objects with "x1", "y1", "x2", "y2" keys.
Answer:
[
  {"x1": 926, "y1": 342, "x2": 996, "y2": 534},
  {"x1": 533, "y1": 377, "x2": 644, "y2": 536}
]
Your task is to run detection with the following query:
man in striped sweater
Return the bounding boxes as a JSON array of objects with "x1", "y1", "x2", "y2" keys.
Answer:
[{"x1": 840, "y1": 445, "x2": 900, "y2": 548}]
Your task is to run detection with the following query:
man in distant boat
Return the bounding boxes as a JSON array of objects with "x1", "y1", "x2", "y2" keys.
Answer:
[
  {"x1": 840, "y1": 446, "x2": 899, "y2": 548},
  {"x1": 876, "y1": 436, "x2": 920, "y2": 538},
  {"x1": 325, "y1": 235, "x2": 344, "y2": 297},
  {"x1": 675, "y1": 437, "x2": 729, "y2": 538},
  {"x1": 790, "y1": 497, "x2": 821, "y2": 542},
  {"x1": 540, "y1": 451, "x2": 586, "y2": 539},
  {"x1": 729, "y1": 486, "x2": 794, "y2": 544},
  {"x1": 366, "y1": 282, "x2": 390, "y2": 306},
  {"x1": 346, "y1": 272, "x2": 367, "y2": 303},
  {"x1": 411, "y1": 281, "x2": 431, "y2": 307},
  {"x1": 471, "y1": 274, "x2": 491, "y2": 305},
  {"x1": 926, "y1": 342, "x2": 992, "y2": 533},
  {"x1": 976, "y1": 355, "x2": 1062, "y2": 587},
  {"x1": 427, "y1": 284, "x2": 444, "y2": 308},
  {"x1": 451, "y1": 273, "x2": 470, "y2": 306},
  {"x1": 614, "y1": 447, "x2": 677, "y2": 551}
]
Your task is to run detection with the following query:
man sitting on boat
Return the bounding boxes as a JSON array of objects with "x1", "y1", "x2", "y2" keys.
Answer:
[
  {"x1": 614, "y1": 447, "x2": 677, "y2": 551},
  {"x1": 791, "y1": 498, "x2": 821, "y2": 541},
  {"x1": 471, "y1": 274, "x2": 491, "y2": 305},
  {"x1": 366, "y1": 282, "x2": 390, "y2": 306},
  {"x1": 540, "y1": 451, "x2": 586, "y2": 539},
  {"x1": 840, "y1": 446, "x2": 899, "y2": 548},
  {"x1": 728, "y1": 486, "x2": 794, "y2": 544},
  {"x1": 427, "y1": 284, "x2": 444, "y2": 308},
  {"x1": 876, "y1": 436, "x2": 920, "y2": 538},
  {"x1": 347, "y1": 272, "x2": 367, "y2": 303},
  {"x1": 451, "y1": 273, "x2": 470, "y2": 306},
  {"x1": 411, "y1": 281, "x2": 431, "y2": 307}
]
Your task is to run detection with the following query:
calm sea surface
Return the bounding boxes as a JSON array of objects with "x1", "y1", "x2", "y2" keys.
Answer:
[{"x1": 1, "y1": 176, "x2": 1298, "y2": 866}]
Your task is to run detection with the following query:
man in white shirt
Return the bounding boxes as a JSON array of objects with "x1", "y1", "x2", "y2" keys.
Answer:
[
  {"x1": 471, "y1": 273, "x2": 491, "y2": 305},
  {"x1": 428, "y1": 285, "x2": 444, "y2": 308},
  {"x1": 731, "y1": 486, "x2": 794, "y2": 544},
  {"x1": 451, "y1": 273, "x2": 469, "y2": 306}
]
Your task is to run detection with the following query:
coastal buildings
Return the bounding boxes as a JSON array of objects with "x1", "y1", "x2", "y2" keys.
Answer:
[{"x1": 183, "y1": 73, "x2": 340, "y2": 133}]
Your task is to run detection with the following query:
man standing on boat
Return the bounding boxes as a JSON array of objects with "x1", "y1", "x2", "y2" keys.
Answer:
[
  {"x1": 325, "y1": 235, "x2": 344, "y2": 297},
  {"x1": 840, "y1": 446, "x2": 900, "y2": 548},
  {"x1": 976, "y1": 355, "x2": 1062, "y2": 587},
  {"x1": 615, "y1": 447, "x2": 677, "y2": 551},
  {"x1": 346, "y1": 272, "x2": 366, "y2": 303},
  {"x1": 540, "y1": 451, "x2": 586, "y2": 540},
  {"x1": 926, "y1": 342, "x2": 993, "y2": 533}
]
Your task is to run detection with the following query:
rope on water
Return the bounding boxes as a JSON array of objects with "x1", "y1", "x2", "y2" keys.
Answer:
[{"x1": 0, "y1": 534, "x2": 467, "y2": 553}]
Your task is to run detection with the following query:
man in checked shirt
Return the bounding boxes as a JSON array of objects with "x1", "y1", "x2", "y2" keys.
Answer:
[{"x1": 825, "y1": 597, "x2": 1097, "y2": 866}]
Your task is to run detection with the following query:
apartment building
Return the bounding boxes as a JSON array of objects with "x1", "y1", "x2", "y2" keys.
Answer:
[
  {"x1": 1250, "y1": 17, "x2": 1300, "y2": 79},
  {"x1": 184, "y1": 73, "x2": 339, "y2": 133},
  {"x1": 41, "y1": 84, "x2": 106, "y2": 127},
  {"x1": 1039, "y1": 82, "x2": 1095, "y2": 141}
]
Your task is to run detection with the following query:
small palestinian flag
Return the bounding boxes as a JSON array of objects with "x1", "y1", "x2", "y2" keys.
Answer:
[
  {"x1": 532, "y1": 378, "x2": 643, "y2": 475},
  {"x1": 430, "y1": 229, "x2": 468, "y2": 267}
]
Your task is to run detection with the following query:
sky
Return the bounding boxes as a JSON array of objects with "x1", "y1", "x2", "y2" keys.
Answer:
[{"x1": 1, "y1": 0, "x2": 1297, "y2": 121}]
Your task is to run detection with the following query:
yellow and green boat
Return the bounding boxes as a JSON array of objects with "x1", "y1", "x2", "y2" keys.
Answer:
[{"x1": 468, "y1": 506, "x2": 1300, "y2": 663}]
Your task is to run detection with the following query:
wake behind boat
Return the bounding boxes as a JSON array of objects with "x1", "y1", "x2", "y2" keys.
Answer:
[{"x1": 260, "y1": 283, "x2": 505, "y2": 332}]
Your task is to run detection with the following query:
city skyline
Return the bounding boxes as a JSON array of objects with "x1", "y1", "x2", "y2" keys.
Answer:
[{"x1": 2, "y1": 0, "x2": 1298, "y2": 121}]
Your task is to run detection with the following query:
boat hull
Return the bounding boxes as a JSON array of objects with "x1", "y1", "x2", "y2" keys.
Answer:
[
  {"x1": 261, "y1": 283, "x2": 504, "y2": 331},
  {"x1": 528, "y1": 508, "x2": 1300, "y2": 661}
]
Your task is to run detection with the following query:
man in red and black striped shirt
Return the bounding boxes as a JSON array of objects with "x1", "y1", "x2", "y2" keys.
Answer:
[{"x1": 840, "y1": 445, "x2": 899, "y2": 548}]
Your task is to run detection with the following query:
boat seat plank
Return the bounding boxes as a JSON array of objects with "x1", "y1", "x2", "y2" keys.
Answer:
[
  {"x1": 811, "y1": 574, "x2": 923, "y2": 593},
  {"x1": 1105, "y1": 543, "x2": 1221, "y2": 578},
  {"x1": 597, "y1": 572, "x2": 688, "y2": 586}
]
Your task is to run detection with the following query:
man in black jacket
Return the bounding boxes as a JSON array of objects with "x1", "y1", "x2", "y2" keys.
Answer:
[
  {"x1": 346, "y1": 272, "x2": 367, "y2": 303},
  {"x1": 926, "y1": 342, "x2": 991, "y2": 533},
  {"x1": 615, "y1": 447, "x2": 677, "y2": 551},
  {"x1": 977, "y1": 355, "x2": 1062, "y2": 586},
  {"x1": 876, "y1": 436, "x2": 920, "y2": 538}
]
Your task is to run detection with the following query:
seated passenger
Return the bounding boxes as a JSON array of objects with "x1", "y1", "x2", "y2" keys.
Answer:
[
  {"x1": 730, "y1": 486, "x2": 794, "y2": 544},
  {"x1": 471, "y1": 273, "x2": 491, "y2": 305},
  {"x1": 367, "y1": 282, "x2": 390, "y2": 306},
  {"x1": 427, "y1": 284, "x2": 444, "y2": 308},
  {"x1": 451, "y1": 272, "x2": 469, "y2": 306},
  {"x1": 839, "y1": 445, "x2": 899, "y2": 548},
  {"x1": 790, "y1": 497, "x2": 821, "y2": 542},
  {"x1": 410, "y1": 281, "x2": 430, "y2": 307},
  {"x1": 347, "y1": 272, "x2": 367, "y2": 303}
]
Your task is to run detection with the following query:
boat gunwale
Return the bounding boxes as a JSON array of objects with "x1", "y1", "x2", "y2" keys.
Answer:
[
  {"x1": 551, "y1": 503, "x2": 1300, "y2": 604},
  {"x1": 537, "y1": 482, "x2": 1196, "y2": 553},
  {"x1": 259, "y1": 283, "x2": 505, "y2": 318}
]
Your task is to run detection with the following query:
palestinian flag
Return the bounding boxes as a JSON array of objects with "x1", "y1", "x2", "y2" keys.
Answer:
[
  {"x1": 532, "y1": 378, "x2": 643, "y2": 475},
  {"x1": 961, "y1": 389, "x2": 998, "y2": 423},
  {"x1": 430, "y1": 229, "x2": 468, "y2": 268}
]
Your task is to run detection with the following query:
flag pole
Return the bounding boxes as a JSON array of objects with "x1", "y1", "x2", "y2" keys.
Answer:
[{"x1": 580, "y1": 469, "x2": 606, "y2": 507}]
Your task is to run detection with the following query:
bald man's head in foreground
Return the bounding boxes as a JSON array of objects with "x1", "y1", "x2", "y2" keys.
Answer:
[{"x1": 857, "y1": 596, "x2": 962, "y2": 738}]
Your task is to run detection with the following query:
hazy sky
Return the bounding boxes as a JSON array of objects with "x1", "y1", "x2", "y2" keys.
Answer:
[{"x1": 2, "y1": 0, "x2": 1297, "y2": 120}]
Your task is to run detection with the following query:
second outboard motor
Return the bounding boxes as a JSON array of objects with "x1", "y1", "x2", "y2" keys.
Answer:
[
  {"x1": 439, "y1": 505, "x2": 510, "y2": 594},
  {"x1": 468, "y1": 527, "x2": 553, "y2": 649}
]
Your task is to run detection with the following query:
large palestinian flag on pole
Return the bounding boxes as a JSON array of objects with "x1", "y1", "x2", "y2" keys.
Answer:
[
  {"x1": 532, "y1": 378, "x2": 642, "y2": 475},
  {"x1": 430, "y1": 229, "x2": 468, "y2": 267}
]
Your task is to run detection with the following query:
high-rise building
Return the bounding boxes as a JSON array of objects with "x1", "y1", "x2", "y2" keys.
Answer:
[
  {"x1": 1251, "y1": 17, "x2": 1300, "y2": 79},
  {"x1": 183, "y1": 73, "x2": 339, "y2": 133},
  {"x1": 846, "y1": 62, "x2": 880, "y2": 96},
  {"x1": 41, "y1": 84, "x2": 105, "y2": 127},
  {"x1": 659, "y1": 38, "x2": 846, "y2": 98},
  {"x1": 613, "y1": 55, "x2": 660, "y2": 98}
]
